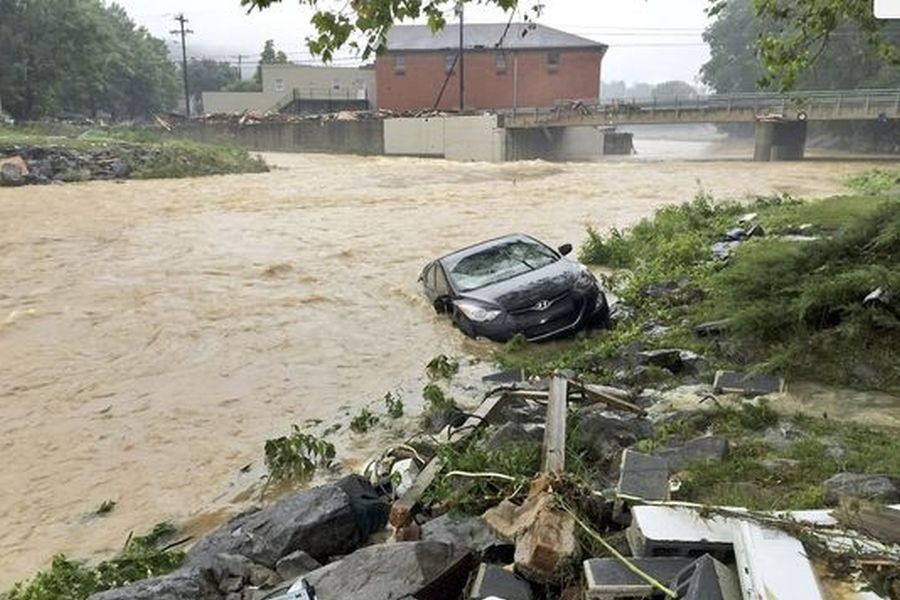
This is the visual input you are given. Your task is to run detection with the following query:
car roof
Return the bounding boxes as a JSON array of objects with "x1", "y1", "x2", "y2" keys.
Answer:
[{"x1": 437, "y1": 233, "x2": 547, "y2": 268}]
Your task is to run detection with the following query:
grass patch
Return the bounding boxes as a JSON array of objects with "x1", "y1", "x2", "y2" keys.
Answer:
[
  {"x1": 656, "y1": 407, "x2": 900, "y2": 510},
  {"x1": 349, "y1": 407, "x2": 379, "y2": 434},
  {"x1": 5, "y1": 523, "x2": 183, "y2": 600},
  {"x1": 499, "y1": 190, "x2": 900, "y2": 392},
  {"x1": 383, "y1": 392, "x2": 404, "y2": 419},
  {"x1": 846, "y1": 169, "x2": 900, "y2": 195}
]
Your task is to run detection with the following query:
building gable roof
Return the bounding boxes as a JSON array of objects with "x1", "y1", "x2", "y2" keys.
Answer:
[{"x1": 385, "y1": 23, "x2": 606, "y2": 52}]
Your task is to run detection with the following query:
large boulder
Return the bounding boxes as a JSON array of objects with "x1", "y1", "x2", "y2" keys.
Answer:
[
  {"x1": 87, "y1": 567, "x2": 221, "y2": 600},
  {"x1": 0, "y1": 156, "x2": 27, "y2": 187},
  {"x1": 303, "y1": 541, "x2": 461, "y2": 600},
  {"x1": 186, "y1": 476, "x2": 387, "y2": 569},
  {"x1": 823, "y1": 473, "x2": 900, "y2": 506}
]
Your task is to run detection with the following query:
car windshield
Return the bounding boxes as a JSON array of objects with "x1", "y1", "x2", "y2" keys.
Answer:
[{"x1": 447, "y1": 239, "x2": 559, "y2": 292}]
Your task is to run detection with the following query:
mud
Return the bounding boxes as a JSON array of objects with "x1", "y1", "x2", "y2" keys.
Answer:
[{"x1": 0, "y1": 150, "x2": 893, "y2": 586}]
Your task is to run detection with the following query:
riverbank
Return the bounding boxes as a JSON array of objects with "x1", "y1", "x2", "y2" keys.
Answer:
[
  {"x1": 0, "y1": 152, "x2": 895, "y2": 590},
  {"x1": 0, "y1": 126, "x2": 267, "y2": 185}
]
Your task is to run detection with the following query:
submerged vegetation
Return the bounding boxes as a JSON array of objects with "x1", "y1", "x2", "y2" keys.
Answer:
[
  {"x1": 501, "y1": 186, "x2": 900, "y2": 392},
  {"x1": 264, "y1": 426, "x2": 336, "y2": 482},
  {"x1": 6, "y1": 523, "x2": 183, "y2": 600}
]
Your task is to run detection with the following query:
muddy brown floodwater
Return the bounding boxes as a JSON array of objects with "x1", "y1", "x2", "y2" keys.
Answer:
[{"x1": 0, "y1": 150, "x2": 892, "y2": 586}]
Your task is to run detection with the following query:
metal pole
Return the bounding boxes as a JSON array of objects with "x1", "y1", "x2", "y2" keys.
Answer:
[
  {"x1": 458, "y1": 1, "x2": 465, "y2": 112},
  {"x1": 512, "y1": 52, "x2": 518, "y2": 117},
  {"x1": 237, "y1": 54, "x2": 243, "y2": 80},
  {"x1": 171, "y1": 14, "x2": 193, "y2": 118}
]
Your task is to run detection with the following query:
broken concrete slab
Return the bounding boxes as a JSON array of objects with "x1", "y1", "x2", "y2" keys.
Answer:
[
  {"x1": 823, "y1": 473, "x2": 900, "y2": 505},
  {"x1": 482, "y1": 369, "x2": 528, "y2": 384},
  {"x1": 483, "y1": 494, "x2": 554, "y2": 542},
  {"x1": 484, "y1": 421, "x2": 543, "y2": 452},
  {"x1": 712, "y1": 370, "x2": 784, "y2": 396},
  {"x1": 571, "y1": 410, "x2": 654, "y2": 468},
  {"x1": 583, "y1": 557, "x2": 693, "y2": 599},
  {"x1": 655, "y1": 435, "x2": 729, "y2": 472},
  {"x1": 467, "y1": 563, "x2": 533, "y2": 600},
  {"x1": 421, "y1": 514, "x2": 505, "y2": 554},
  {"x1": 617, "y1": 449, "x2": 670, "y2": 501},
  {"x1": 694, "y1": 319, "x2": 731, "y2": 337},
  {"x1": 636, "y1": 349, "x2": 683, "y2": 372},
  {"x1": 669, "y1": 554, "x2": 741, "y2": 600},
  {"x1": 301, "y1": 541, "x2": 462, "y2": 600},
  {"x1": 627, "y1": 506, "x2": 734, "y2": 560}
]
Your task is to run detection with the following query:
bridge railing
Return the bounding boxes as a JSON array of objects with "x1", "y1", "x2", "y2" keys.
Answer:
[{"x1": 500, "y1": 89, "x2": 900, "y2": 125}]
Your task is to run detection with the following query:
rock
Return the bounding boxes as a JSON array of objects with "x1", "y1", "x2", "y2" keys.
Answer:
[
  {"x1": 302, "y1": 541, "x2": 461, "y2": 600},
  {"x1": 712, "y1": 370, "x2": 784, "y2": 396},
  {"x1": 210, "y1": 553, "x2": 280, "y2": 588},
  {"x1": 274, "y1": 550, "x2": 321, "y2": 581},
  {"x1": 87, "y1": 567, "x2": 221, "y2": 600},
  {"x1": 724, "y1": 227, "x2": 747, "y2": 241},
  {"x1": 484, "y1": 422, "x2": 543, "y2": 452},
  {"x1": 694, "y1": 319, "x2": 731, "y2": 337},
  {"x1": 514, "y1": 503, "x2": 578, "y2": 583},
  {"x1": 747, "y1": 223, "x2": 765, "y2": 238},
  {"x1": 711, "y1": 241, "x2": 741, "y2": 260},
  {"x1": 0, "y1": 156, "x2": 27, "y2": 186},
  {"x1": 187, "y1": 476, "x2": 386, "y2": 569},
  {"x1": 823, "y1": 473, "x2": 900, "y2": 506},
  {"x1": 637, "y1": 349, "x2": 683, "y2": 373},
  {"x1": 641, "y1": 279, "x2": 703, "y2": 306},
  {"x1": 110, "y1": 159, "x2": 131, "y2": 178},
  {"x1": 572, "y1": 409, "x2": 654, "y2": 469},
  {"x1": 486, "y1": 397, "x2": 546, "y2": 427},
  {"x1": 655, "y1": 436, "x2": 729, "y2": 472},
  {"x1": 420, "y1": 514, "x2": 504, "y2": 554}
]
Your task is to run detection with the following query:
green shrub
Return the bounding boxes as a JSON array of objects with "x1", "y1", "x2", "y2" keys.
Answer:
[
  {"x1": 426, "y1": 355, "x2": 459, "y2": 380},
  {"x1": 350, "y1": 407, "x2": 379, "y2": 433},
  {"x1": 383, "y1": 392, "x2": 404, "y2": 419},
  {"x1": 264, "y1": 427, "x2": 335, "y2": 481}
]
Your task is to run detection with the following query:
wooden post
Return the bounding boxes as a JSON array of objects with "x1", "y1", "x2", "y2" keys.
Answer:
[{"x1": 541, "y1": 375, "x2": 567, "y2": 473}]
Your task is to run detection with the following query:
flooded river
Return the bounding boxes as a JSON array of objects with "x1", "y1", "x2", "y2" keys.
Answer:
[{"x1": 0, "y1": 149, "x2": 892, "y2": 585}]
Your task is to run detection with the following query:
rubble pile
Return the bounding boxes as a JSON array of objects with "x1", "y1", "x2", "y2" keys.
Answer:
[
  {"x1": 0, "y1": 144, "x2": 145, "y2": 186},
  {"x1": 85, "y1": 372, "x2": 900, "y2": 600},
  {"x1": 176, "y1": 107, "x2": 473, "y2": 128}
]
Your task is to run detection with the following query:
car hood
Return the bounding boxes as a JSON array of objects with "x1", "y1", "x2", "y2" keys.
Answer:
[{"x1": 458, "y1": 259, "x2": 581, "y2": 311}]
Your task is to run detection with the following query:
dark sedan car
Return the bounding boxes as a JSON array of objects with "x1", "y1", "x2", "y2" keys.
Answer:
[{"x1": 419, "y1": 234, "x2": 609, "y2": 342}]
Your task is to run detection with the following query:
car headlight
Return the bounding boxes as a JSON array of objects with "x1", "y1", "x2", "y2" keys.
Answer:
[
  {"x1": 574, "y1": 266, "x2": 598, "y2": 290},
  {"x1": 455, "y1": 300, "x2": 503, "y2": 322}
]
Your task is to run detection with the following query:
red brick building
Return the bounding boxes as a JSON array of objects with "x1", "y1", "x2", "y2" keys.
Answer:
[{"x1": 376, "y1": 23, "x2": 607, "y2": 112}]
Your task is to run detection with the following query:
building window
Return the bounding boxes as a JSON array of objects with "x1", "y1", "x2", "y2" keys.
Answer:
[
  {"x1": 495, "y1": 52, "x2": 507, "y2": 74},
  {"x1": 444, "y1": 53, "x2": 457, "y2": 74},
  {"x1": 274, "y1": 78, "x2": 286, "y2": 92},
  {"x1": 547, "y1": 51, "x2": 560, "y2": 72},
  {"x1": 394, "y1": 54, "x2": 406, "y2": 75}
]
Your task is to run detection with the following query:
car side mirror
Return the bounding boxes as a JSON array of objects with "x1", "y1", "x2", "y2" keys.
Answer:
[
  {"x1": 433, "y1": 296, "x2": 452, "y2": 314},
  {"x1": 558, "y1": 243, "x2": 573, "y2": 256}
]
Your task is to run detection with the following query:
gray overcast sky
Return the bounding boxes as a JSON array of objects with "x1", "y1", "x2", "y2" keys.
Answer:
[{"x1": 116, "y1": 0, "x2": 713, "y2": 85}]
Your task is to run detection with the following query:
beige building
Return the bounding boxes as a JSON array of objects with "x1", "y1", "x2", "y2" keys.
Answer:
[{"x1": 202, "y1": 64, "x2": 376, "y2": 114}]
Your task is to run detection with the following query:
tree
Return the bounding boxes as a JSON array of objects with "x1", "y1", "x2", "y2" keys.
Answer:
[
  {"x1": 0, "y1": 0, "x2": 178, "y2": 120},
  {"x1": 702, "y1": 0, "x2": 900, "y2": 92},
  {"x1": 188, "y1": 58, "x2": 239, "y2": 112},
  {"x1": 254, "y1": 39, "x2": 289, "y2": 85},
  {"x1": 652, "y1": 81, "x2": 699, "y2": 99},
  {"x1": 239, "y1": 0, "x2": 899, "y2": 90}
]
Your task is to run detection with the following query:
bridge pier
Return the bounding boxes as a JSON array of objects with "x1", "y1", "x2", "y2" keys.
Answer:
[{"x1": 754, "y1": 119, "x2": 808, "y2": 161}]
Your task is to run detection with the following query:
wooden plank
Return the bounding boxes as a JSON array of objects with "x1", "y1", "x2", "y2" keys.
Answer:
[
  {"x1": 541, "y1": 376, "x2": 567, "y2": 473},
  {"x1": 572, "y1": 379, "x2": 646, "y2": 416},
  {"x1": 389, "y1": 393, "x2": 511, "y2": 528}
]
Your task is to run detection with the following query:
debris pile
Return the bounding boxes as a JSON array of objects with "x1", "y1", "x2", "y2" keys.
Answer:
[
  {"x1": 85, "y1": 372, "x2": 900, "y2": 600},
  {"x1": 171, "y1": 107, "x2": 486, "y2": 129},
  {"x1": 0, "y1": 144, "x2": 141, "y2": 185}
]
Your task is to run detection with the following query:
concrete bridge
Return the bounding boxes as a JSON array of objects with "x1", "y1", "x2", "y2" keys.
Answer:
[{"x1": 499, "y1": 89, "x2": 900, "y2": 160}]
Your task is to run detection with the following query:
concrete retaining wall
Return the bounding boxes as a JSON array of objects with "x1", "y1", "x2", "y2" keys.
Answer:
[
  {"x1": 178, "y1": 120, "x2": 385, "y2": 155},
  {"x1": 383, "y1": 114, "x2": 506, "y2": 162}
]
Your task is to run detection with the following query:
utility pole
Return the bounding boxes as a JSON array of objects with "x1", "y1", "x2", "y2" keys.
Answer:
[
  {"x1": 237, "y1": 54, "x2": 243, "y2": 81},
  {"x1": 171, "y1": 14, "x2": 193, "y2": 117},
  {"x1": 458, "y1": 1, "x2": 465, "y2": 112}
]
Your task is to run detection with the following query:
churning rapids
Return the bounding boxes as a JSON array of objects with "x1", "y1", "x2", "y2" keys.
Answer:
[{"x1": 0, "y1": 148, "x2": 893, "y2": 586}]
